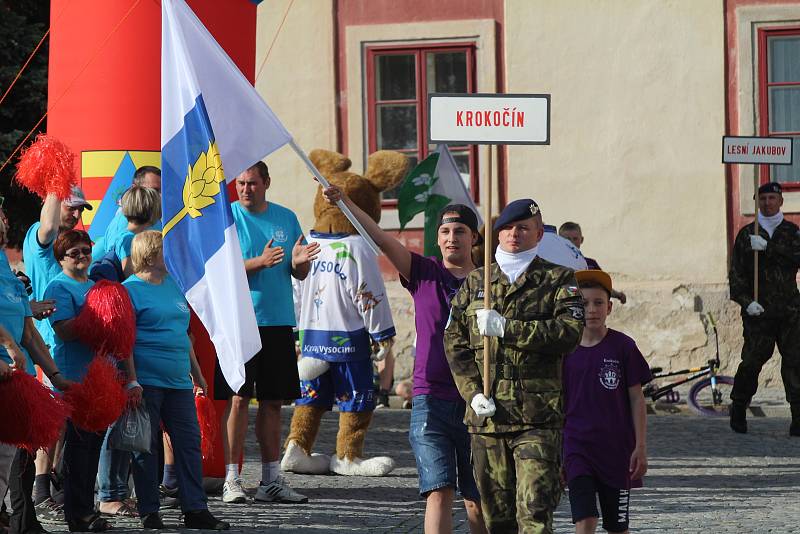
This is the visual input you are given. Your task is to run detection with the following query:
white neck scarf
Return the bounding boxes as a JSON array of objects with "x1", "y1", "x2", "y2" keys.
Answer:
[
  {"x1": 495, "y1": 245, "x2": 538, "y2": 284},
  {"x1": 758, "y1": 210, "x2": 784, "y2": 238}
]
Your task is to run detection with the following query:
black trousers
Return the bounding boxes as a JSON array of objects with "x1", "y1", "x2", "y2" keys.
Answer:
[
  {"x1": 62, "y1": 421, "x2": 103, "y2": 523},
  {"x1": 9, "y1": 448, "x2": 41, "y2": 534}
]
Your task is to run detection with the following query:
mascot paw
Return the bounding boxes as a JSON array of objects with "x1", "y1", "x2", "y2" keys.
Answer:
[
  {"x1": 330, "y1": 455, "x2": 395, "y2": 477},
  {"x1": 281, "y1": 440, "x2": 330, "y2": 475},
  {"x1": 297, "y1": 357, "x2": 330, "y2": 381}
]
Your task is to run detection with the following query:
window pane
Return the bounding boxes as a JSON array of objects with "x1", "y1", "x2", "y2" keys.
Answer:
[
  {"x1": 426, "y1": 52, "x2": 468, "y2": 94},
  {"x1": 769, "y1": 87, "x2": 800, "y2": 133},
  {"x1": 450, "y1": 149, "x2": 472, "y2": 193},
  {"x1": 382, "y1": 154, "x2": 418, "y2": 200},
  {"x1": 376, "y1": 54, "x2": 416, "y2": 100},
  {"x1": 377, "y1": 104, "x2": 417, "y2": 150},
  {"x1": 769, "y1": 36, "x2": 800, "y2": 83},
  {"x1": 772, "y1": 137, "x2": 800, "y2": 183}
]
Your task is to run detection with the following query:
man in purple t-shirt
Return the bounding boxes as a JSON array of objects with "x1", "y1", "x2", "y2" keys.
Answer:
[
  {"x1": 563, "y1": 270, "x2": 651, "y2": 534},
  {"x1": 322, "y1": 185, "x2": 487, "y2": 534}
]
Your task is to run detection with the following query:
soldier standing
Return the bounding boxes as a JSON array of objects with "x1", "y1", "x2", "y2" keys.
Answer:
[
  {"x1": 445, "y1": 199, "x2": 585, "y2": 533},
  {"x1": 729, "y1": 182, "x2": 800, "y2": 436}
]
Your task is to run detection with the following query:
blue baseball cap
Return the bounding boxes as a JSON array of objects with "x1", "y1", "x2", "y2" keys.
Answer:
[{"x1": 493, "y1": 199, "x2": 540, "y2": 231}]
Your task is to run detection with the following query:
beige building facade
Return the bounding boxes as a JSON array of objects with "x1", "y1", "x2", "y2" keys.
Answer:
[{"x1": 254, "y1": 0, "x2": 800, "y2": 392}]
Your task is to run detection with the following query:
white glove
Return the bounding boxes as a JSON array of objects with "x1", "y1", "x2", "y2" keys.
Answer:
[
  {"x1": 297, "y1": 357, "x2": 330, "y2": 381},
  {"x1": 476, "y1": 309, "x2": 506, "y2": 337},
  {"x1": 746, "y1": 301, "x2": 764, "y2": 316},
  {"x1": 750, "y1": 235, "x2": 768, "y2": 251},
  {"x1": 470, "y1": 393, "x2": 496, "y2": 417}
]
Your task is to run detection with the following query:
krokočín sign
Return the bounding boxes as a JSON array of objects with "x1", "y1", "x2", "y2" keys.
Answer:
[
  {"x1": 428, "y1": 93, "x2": 550, "y2": 145},
  {"x1": 722, "y1": 136, "x2": 793, "y2": 165}
]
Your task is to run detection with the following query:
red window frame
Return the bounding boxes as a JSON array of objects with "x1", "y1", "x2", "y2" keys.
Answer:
[
  {"x1": 758, "y1": 26, "x2": 800, "y2": 190},
  {"x1": 365, "y1": 42, "x2": 478, "y2": 206}
]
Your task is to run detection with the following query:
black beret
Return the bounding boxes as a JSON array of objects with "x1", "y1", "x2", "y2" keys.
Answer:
[
  {"x1": 757, "y1": 182, "x2": 782, "y2": 196},
  {"x1": 493, "y1": 199, "x2": 541, "y2": 231}
]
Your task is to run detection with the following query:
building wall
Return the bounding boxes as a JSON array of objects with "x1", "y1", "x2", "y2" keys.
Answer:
[{"x1": 254, "y1": 0, "x2": 794, "y2": 391}]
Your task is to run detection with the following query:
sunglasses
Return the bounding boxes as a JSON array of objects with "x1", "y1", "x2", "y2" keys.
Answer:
[{"x1": 63, "y1": 247, "x2": 92, "y2": 259}]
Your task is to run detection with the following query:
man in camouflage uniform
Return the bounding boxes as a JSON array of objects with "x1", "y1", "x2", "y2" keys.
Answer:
[
  {"x1": 444, "y1": 199, "x2": 584, "y2": 533},
  {"x1": 729, "y1": 182, "x2": 800, "y2": 437}
]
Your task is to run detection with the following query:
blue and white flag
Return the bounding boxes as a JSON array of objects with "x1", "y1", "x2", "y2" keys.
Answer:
[{"x1": 161, "y1": 0, "x2": 292, "y2": 390}]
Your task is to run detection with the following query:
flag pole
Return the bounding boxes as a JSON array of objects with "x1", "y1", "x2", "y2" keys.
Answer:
[
  {"x1": 483, "y1": 144, "x2": 493, "y2": 398},
  {"x1": 753, "y1": 173, "x2": 760, "y2": 302},
  {"x1": 288, "y1": 139, "x2": 380, "y2": 255}
]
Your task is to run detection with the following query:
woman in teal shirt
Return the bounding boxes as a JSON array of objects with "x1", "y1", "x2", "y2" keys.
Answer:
[
  {"x1": 124, "y1": 231, "x2": 228, "y2": 530},
  {"x1": 45, "y1": 230, "x2": 114, "y2": 532}
]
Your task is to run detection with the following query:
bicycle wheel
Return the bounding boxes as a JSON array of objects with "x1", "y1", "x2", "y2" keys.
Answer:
[{"x1": 687, "y1": 375, "x2": 735, "y2": 417}]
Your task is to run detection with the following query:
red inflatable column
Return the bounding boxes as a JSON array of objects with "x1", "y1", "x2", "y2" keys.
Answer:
[{"x1": 47, "y1": 0, "x2": 258, "y2": 478}]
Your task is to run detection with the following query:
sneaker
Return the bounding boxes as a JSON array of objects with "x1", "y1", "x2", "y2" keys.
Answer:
[
  {"x1": 222, "y1": 478, "x2": 247, "y2": 504},
  {"x1": 141, "y1": 512, "x2": 165, "y2": 530},
  {"x1": 159, "y1": 485, "x2": 180, "y2": 509},
  {"x1": 183, "y1": 509, "x2": 229, "y2": 530},
  {"x1": 254, "y1": 476, "x2": 308, "y2": 503},
  {"x1": 35, "y1": 498, "x2": 65, "y2": 524},
  {"x1": 375, "y1": 390, "x2": 390, "y2": 409}
]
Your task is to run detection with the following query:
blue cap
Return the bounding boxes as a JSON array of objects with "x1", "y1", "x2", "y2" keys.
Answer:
[
  {"x1": 757, "y1": 182, "x2": 782, "y2": 196},
  {"x1": 493, "y1": 199, "x2": 540, "y2": 231}
]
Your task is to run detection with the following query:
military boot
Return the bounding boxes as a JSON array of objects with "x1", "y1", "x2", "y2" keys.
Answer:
[
  {"x1": 790, "y1": 404, "x2": 800, "y2": 437},
  {"x1": 729, "y1": 401, "x2": 747, "y2": 434}
]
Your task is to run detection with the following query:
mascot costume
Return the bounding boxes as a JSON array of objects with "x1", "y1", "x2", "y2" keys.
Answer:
[{"x1": 281, "y1": 149, "x2": 408, "y2": 476}]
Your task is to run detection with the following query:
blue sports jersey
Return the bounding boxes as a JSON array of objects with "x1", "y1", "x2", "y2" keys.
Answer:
[
  {"x1": 231, "y1": 201, "x2": 303, "y2": 327},
  {"x1": 123, "y1": 275, "x2": 192, "y2": 389},
  {"x1": 45, "y1": 273, "x2": 95, "y2": 382}
]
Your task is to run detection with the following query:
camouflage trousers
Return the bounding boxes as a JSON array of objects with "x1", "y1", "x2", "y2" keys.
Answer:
[
  {"x1": 471, "y1": 428, "x2": 562, "y2": 534},
  {"x1": 731, "y1": 313, "x2": 800, "y2": 405}
]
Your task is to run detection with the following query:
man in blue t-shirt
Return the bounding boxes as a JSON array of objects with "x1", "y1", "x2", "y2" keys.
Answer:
[{"x1": 215, "y1": 162, "x2": 320, "y2": 505}]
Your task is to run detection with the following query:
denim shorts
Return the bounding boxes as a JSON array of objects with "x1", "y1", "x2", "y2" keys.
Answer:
[{"x1": 408, "y1": 394, "x2": 481, "y2": 501}]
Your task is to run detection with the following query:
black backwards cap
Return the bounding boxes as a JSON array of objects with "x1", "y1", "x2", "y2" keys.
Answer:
[
  {"x1": 436, "y1": 204, "x2": 483, "y2": 244},
  {"x1": 756, "y1": 182, "x2": 782, "y2": 197},
  {"x1": 493, "y1": 198, "x2": 541, "y2": 231}
]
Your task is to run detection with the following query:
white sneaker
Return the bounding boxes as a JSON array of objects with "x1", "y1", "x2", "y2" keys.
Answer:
[
  {"x1": 254, "y1": 476, "x2": 308, "y2": 503},
  {"x1": 222, "y1": 477, "x2": 248, "y2": 503}
]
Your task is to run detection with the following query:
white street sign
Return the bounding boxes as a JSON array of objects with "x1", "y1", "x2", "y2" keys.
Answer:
[
  {"x1": 722, "y1": 136, "x2": 793, "y2": 165},
  {"x1": 428, "y1": 93, "x2": 550, "y2": 145}
]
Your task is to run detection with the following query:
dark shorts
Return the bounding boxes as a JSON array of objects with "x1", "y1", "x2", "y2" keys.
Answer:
[
  {"x1": 213, "y1": 326, "x2": 300, "y2": 401},
  {"x1": 408, "y1": 394, "x2": 481, "y2": 501},
  {"x1": 294, "y1": 358, "x2": 376, "y2": 412},
  {"x1": 568, "y1": 475, "x2": 630, "y2": 533}
]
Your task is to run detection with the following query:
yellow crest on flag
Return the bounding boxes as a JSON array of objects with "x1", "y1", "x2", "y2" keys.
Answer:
[{"x1": 163, "y1": 141, "x2": 226, "y2": 235}]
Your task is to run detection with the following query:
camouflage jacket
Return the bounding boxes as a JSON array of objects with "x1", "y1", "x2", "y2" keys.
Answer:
[
  {"x1": 729, "y1": 220, "x2": 800, "y2": 318},
  {"x1": 444, "y1": 257, "x2": 584, "y2": 434}
]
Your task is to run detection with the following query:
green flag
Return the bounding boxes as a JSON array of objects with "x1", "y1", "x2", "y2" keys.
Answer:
[{"x1": 397, "y1": 145, "x2": 481, "y2": 258}]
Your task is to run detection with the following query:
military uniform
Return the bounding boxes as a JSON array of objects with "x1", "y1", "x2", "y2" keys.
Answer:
[
  {"x1": 729, "y1": 219, "x2": 800, "y2": 410},
  {"x1": 444, "y1": 258, "x2": 584, "y2": 533}
]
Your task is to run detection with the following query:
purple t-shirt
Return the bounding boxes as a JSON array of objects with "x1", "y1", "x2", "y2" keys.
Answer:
[
  {"x1": 563, "y1": 328, "x2": 651, "y2": 489},
  {"x1": 400, "y1": 253, "x2": 465, "y2": 402}
]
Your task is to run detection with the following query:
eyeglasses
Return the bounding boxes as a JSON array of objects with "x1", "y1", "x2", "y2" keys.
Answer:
[{"x1": 63, "y1": 247, "x2": 92, "y2": 259}]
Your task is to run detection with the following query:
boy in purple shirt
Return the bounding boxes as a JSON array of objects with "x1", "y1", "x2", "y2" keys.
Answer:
[
  {"x1": 322, "y1": 185, "x2": 487, "y2": 534},
  {"x1": 563, "y1": 270, "x2": 650, "y2": 534}
]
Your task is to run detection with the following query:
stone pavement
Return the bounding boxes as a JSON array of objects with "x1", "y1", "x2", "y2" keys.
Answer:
[{"x1": 42, "y1": 404, "x2": 799, "y2": 533}]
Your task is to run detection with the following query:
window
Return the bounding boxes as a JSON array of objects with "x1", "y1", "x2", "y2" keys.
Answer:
[
  {"x1": 759, "y1": 27, "x2": 800, "y2": 186},
  {"x1": 366, "y1": 43, "x2": 477, "y2": 202}
]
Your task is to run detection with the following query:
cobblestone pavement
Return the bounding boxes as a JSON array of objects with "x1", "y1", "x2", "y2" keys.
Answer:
[{"x1": 41, "y1": 404, "x2": 799, "y2": 533}]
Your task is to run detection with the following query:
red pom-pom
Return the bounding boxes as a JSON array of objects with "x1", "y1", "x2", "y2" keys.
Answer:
[
  {"x1": 73, "y1": 280, "x2": 136, "y2": 360},
  {"x1": 64, "y1": 357, "x2": 127, "y2": 433},
  {"x1": 195, "y1": 393, "x2": 218, "y2": 461},
  {"x1": 0, "y1": 371, "x2": 70, "y2": 451},
  {"x1": 14, "y1": 134, "x2": 77, "y2": 200}
]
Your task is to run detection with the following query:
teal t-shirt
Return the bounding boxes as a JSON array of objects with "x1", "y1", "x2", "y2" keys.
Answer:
[
  {"x1": 123, "y1": 275, "x2": 192, "y2": 389},
  {"x1": 92, "y1": 209, "x2": 162, "y2": 263},
  {"x1": 23, "y1": 222, "x2": 62, "y2": 349},
  {"x1": 0, "y1": 255, "x2": 33, "y2": 369},
  {"x1": 45, "y1": 273, "x2": 95, "y2": 382},
  {"x1": 231, "y1": 201, "x2": 303, "y2": 327},
  {"x1": 112, "y1": 227, "x2": 156, "y2": 262}
]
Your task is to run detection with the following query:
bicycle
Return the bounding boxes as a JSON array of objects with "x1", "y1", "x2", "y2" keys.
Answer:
[{"x1": 642, "y1": 312, "x2": 734, "y2": 417}]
